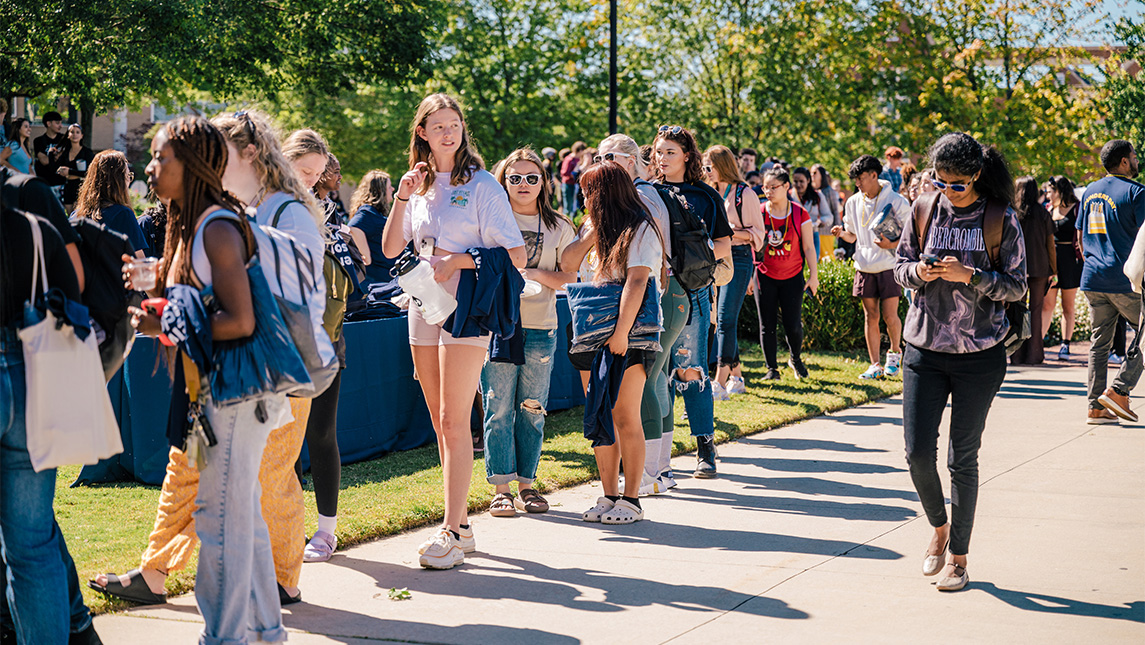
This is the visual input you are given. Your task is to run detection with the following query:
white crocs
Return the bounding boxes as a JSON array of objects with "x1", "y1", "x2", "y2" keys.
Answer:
[
  {"x1": 601, "y1": 499, "x2": 644, "y2": 525},
  {"x1": 582, "y1": 496, "x2": 615, "y2": 523}
]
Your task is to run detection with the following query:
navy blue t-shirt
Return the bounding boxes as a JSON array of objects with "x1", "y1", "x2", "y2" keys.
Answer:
[
  {"x1": 99, "y1": 204, "x2": 150, "y2": 255},
  {"x1": 1077, "y1": 175, "x2": 1145, "y2": 293},
  {"x1": 660, "y1": 180, "x2": 734, "y2": 241},
  {"x1": 348, "y1": 204, "x2": 396, "y2": 285}
]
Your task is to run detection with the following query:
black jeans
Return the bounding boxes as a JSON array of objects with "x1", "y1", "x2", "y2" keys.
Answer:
[
  {"x1": 902, "y1": 342, "x2": 1007, "y2": 556},
  {"x1": 306, "y1": 369, "x2": 343, "y2": 516},
  {"x1": 754, "y1": 272, "x2": 804, "y2": 369}
]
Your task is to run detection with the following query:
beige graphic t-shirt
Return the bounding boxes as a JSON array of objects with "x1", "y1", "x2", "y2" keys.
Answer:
[{"x1": 516, "y1": 211, "x2": 577, "y2": 329}]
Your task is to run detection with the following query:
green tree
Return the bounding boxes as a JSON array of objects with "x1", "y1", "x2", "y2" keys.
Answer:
[{"x1": 1106, "y1": 1, "x2": 1145, "y2": 150}]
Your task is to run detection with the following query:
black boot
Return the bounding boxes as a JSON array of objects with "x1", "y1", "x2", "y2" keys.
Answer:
[{"x1": 695, "y1": 435, "x2": 717, "y2": 479}]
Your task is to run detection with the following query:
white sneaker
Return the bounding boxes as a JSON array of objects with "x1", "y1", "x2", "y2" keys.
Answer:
[
  {"x1": 711, "y1": 381, "x2": 730, "y2": 401},
  {"x1": 583, "y1": 496, "x2": 615, "y2": 523},
  {"x1": 885, "y1": 351, "x2": 902, "y2": 377},
  {"x1": 660, "y1": 470, "x2": 678, "y2": 490},
  {"x1": 726, "y1": 375, "x2": 746, "y2": 395},
  {"x1": 638, "y1": 472, "x2": 664, "y2": 496},
  {"x1": 418, "y1": 528, "x2": 464, "y2": 570},
  {"x1": 456, "y1": 524, "x2": 476, "y2": 554}
]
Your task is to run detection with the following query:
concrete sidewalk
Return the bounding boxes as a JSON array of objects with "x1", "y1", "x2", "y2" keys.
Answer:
[{"x1": 94, "y1": 363, "x2": 1144, "y2": 643}]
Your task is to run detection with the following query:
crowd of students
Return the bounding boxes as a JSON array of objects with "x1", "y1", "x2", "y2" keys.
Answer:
[{"x1": 2, "y1": 93, "x2": 1142, "y2": 644}]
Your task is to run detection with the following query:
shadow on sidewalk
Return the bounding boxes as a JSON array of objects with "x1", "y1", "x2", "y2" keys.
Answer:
[
  {"x1": 282, "y1": 601, "x2": 582, "y2": 644},
  {"x1": 668, "y1": 485, "x2": 918, "y2": 522},
  {"x1": 717, "y1": 455, "x2": 905, "y2": 475},
  {"x1": 973, "y1": 582, "x2": 1145, "y2": 624},
  {"x1": 713, "y1": 470, "x2": 920, "y2": 502},
  {"x1": 531, "y1": 511, "x2": 902, "y2": 560},
  {"x1": 748, "y1": 437, "x2": 889, "y2": 453},
  {"x1": 323, "y1": 551, "x2": 811, "y2": 621}
]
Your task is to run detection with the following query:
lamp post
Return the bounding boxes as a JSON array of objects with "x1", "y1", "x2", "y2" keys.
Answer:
[{"x1": 609, "y1": 0, "x2": 618, "y2": 134}]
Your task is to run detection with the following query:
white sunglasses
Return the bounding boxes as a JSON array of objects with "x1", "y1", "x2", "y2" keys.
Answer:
[{"x1": 506, "y1": 173, "x2": 542, "y2": 186}]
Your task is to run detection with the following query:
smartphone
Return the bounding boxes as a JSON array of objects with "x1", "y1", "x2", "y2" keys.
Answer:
[{"x1": 920, "y1": 254, "x2": 940, "y2": 266}]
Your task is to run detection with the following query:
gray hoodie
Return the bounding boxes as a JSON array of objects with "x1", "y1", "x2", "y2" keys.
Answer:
[{"x1": 894, "y1": 195, "x2": 1027, "y2": 354}]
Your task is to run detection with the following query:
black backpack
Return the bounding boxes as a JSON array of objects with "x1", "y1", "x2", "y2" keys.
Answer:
[
  {"x1": 638, "y1": 180, "x2": 717, "y2": 292},
  {"x1": 71, "y1": 218, "x2": 137, "y2": 380}
]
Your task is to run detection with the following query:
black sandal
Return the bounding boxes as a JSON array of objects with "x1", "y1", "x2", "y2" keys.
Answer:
[
  {"x1": 88, "y1": 569, "x2": 167, "y2": 605},
  {"x1": 279, "y1": 583, "x2": 302, "y2": 606}
]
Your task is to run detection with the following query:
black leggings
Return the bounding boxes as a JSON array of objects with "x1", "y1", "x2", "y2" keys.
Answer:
[
  {"x1": 902, "y1": 343, "x2": 1006, "y2": 556},
  {"x1": 754, "y1": 272, "x2": 804, "y2": 369},
  {"x1": 306, "y1": 369, "x2": 343, "y2": 517}
]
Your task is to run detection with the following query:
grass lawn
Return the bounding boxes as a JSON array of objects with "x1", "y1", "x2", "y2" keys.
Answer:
[{"x1": 57, "y1": 345, "x2": 902, "y2": 614}]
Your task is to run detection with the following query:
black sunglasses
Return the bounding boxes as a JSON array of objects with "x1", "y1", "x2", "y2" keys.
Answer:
[{"x1": 593, "y1": 152, "x2": 632, "y2": 164}]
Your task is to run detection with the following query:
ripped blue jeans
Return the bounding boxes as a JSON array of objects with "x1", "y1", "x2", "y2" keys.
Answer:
[
  {"x1": 481, "y1": 328, "x2": 557, "y2": 486},
  {"x1": 670, "y1": 286, "x2": 714, "y2": 438}
]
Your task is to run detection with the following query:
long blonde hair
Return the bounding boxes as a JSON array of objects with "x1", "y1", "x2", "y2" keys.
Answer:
[
  {"x1": 493, "y1": 147, "x2": 568, "y2": 231},
  {"x1": 408, "y1": 93, "x2": 484, "y2": 194},
  {"x1": 349, "y1": 169, "x2": 392, "y2": 215},
  {"x1": 703, "y1": 145, "x2": 744, "y2": 186},
  {"x1": 212, "y1": 111, "x2": 324, "y2": 228}
]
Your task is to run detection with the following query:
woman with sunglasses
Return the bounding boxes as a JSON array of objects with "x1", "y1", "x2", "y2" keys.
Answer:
[
  {"x1": 702, "y1": 145, "x2": 765, "y2": 401},
  {"x1": 757, "y1": 167, "x2": 818, "y2": 381},
  {"x1": 652, "y1": 125, "x2": 733, "y2": 479},
  {"x1": 74, "y1": 150, "x2": 149, "y2": 258},
  {"x1": 383, "y1": 94, "x2": 525, "y2": 569},
  {"x1": 481, "y1": 148, "x2": 577, "y2": 517},
  {"x1": 894, "y1": 132, "x2": 1026, "y2": 592}
]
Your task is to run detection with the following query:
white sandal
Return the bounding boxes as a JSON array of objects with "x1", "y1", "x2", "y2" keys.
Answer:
[
  {"x1": 582, "y1": 497, "x2": 615, "y2": 523},
  {"x1": 601, "y1": 499, "x2": 644, "y2": 524}
]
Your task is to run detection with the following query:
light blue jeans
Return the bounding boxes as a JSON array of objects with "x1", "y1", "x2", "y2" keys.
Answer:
[
  {"x1": 194, "y1": 395, "x2": 285, "y2": 645},
  {"x1": 715, "y1": 245, "x2": 755, "y2": 367},
  {"x1": 0, "y1": 340, "x2": 70, "y2": 645},
  {"x1": 670, "y1": 286, "x2": 714, "y2": 438},
  {"x1": 481, "y1": 328, "x2": 557, "y2": 486}
]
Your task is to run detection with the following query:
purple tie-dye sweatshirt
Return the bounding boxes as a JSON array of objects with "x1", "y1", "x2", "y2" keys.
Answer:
[{"x1": 894, "y1": 195, "x2": 1028, "y2": 354}]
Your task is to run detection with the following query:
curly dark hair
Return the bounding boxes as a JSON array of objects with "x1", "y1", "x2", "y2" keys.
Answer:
[
  {"x1": 653, "y1": 125, "x2": 704, "y2": 184},
  {"x1": 927, "y1": 132, "x2": 1014, "y2": 206}
]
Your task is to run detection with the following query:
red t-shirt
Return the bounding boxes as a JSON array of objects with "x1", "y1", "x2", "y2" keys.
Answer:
[{"x1": 758, "y1": 201, "x2": 809, "y2": 280}]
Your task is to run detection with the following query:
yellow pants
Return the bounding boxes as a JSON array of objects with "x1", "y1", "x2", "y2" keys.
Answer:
[
  {"x1": 819, "y1": 234, "x2": 836, "y2": 261},
  {"x1": 140, "y1": 398, "x2": 312, "y2": 589}
]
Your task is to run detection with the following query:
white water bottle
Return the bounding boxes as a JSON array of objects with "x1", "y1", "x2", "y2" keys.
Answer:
[{"x1": 391, "y1": 252, "x2": 457, "y2": 326}]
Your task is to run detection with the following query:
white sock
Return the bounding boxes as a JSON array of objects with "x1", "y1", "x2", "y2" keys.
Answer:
[
  {"x1": 317, "y1": 514, "x2": 337, "y2": 537},
  {"x1": 643, "y1": 438, "x2": 662, "y2": 478},
  {"x1": 658, "y1": 429, "x2": 675, "y2": 474}
]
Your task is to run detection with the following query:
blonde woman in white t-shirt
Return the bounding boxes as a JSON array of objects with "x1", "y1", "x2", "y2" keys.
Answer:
[
  {"x1": 482, "y1": 148, "x2": 577, "y2": 518},
  {"x1": 382, "y1": 94, "x2": 526, "y2": 569}
]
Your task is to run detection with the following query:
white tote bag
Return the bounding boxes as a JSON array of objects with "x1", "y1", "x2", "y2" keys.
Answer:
[{"x1": 17, "y1": 212, "x2": 123, "y2": 472}]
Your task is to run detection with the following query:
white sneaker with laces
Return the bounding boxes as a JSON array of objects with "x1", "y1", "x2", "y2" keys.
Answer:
[
  {"x1": 860, "y1": 363, "x2": 884, "y2": 380},
  {"x1": 638, "y1": 472, "x2": 664, "y2": 496},
  {"x1": 884, "y1": 351, "x2": 902, "y2": 377},
  {"x1": 726, "y1": 375, "x2": 747, "y2": 395},
  {"x1": 711, "y1": 381, "x2": 730, "y2": 401},
  {"x1": 660, "y1": 470, "x2": 678, "y2": 490},
  {"x1": 418, "y1": 528, "x2": 464, "y2": 570}
]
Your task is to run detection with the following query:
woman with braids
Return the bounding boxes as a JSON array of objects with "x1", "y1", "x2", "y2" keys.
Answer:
[
  {"x1": 894, "y1": 132, "x2": 1026, "y2": 593},
  {"x1": 651, "y1": 125, "x2": 733, "y2": 479},
  {"x1": 124, "y1": 115, "x2": 288, "y2": 642},
  {"x1": 90, "y1": 115, "x2": 331, "y2": 610},
  {"x1": 563, "y1": 161, "x2": 663, "y2": 524},
  {"x1": 382, "y1": 94, "x2": 525, "y2": 569},
  {"x1": 74, "y1": 149, "x2": 150, "y2": 257}
]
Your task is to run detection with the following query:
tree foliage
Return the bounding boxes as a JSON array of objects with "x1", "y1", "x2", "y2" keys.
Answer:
[{"x1": 1106, "y1": 0, "x2": 1145, "y2": 151}]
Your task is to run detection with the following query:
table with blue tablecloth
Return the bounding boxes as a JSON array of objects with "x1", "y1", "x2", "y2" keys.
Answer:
[{"x1": 78, "y1": 296, "x2": 586, "y2": 485}]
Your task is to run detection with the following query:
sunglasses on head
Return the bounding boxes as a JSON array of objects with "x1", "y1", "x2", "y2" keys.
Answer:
[
  {"x1": 593, "y1": 152, "x2": 631, "y2": 164},
  {"x1": 658, "y1": 125, "x2": 683, "y2": 135},
  {"x1": 702, "y1": 165, "x2": 714, "y2": 173},
  {"x1": 233, "y1": 110, "x2": 256, "y2": 142},
  {"x1": 506, "y1": 173, "x2": 542, "y2": 186},
  {"x1": 932, "y1": 176, "x2": 976, "y2": 193}
]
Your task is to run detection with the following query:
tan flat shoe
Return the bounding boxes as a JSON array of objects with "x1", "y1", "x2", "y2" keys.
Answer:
[
  {"x1": 922, "y1": 538, "x2": 948, "y2": 577},
  {"x1": 935, "y1": 563, "x2": 968, "y2": 591}
]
